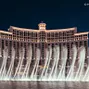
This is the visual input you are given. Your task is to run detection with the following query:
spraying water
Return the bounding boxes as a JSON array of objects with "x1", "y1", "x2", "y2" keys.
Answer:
[
  {"x1": 75, "y1": 46, "x2": 85, "y2": 81},
  {"x1": 21, "y1": 45, "x2": 32, "y2": 79},
  {"x1": 0, "y1": 44, "x2": 87, "y2": 81},
  {"x1": 66, "y1": 45, "x2": 77, "y2": 81},
  {"x1": 0, "y1": 46, "x2": 8, "y2": 80},
  {"x1": 58, "y1": 46, "x2": 68, "y2": 81},
  {"x1": 6, "y1": 47, "x2": 15, "y2": 79},
  {"x1": 14, "y1": 47, "x2": 25, "y2": 79},
  {"x1": 53, "y1": 45, "x2": 60, "y2": 80},
  {"x1": 30, "y1": 48, "x2": 40, "y2": 80}
]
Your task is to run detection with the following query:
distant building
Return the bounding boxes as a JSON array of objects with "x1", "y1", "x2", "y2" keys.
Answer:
[{"x1": 0, "y1": 22, "x2": 88, "y2": 80}]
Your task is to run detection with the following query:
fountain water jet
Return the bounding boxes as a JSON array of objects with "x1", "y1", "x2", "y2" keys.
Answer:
[
  {"x1": 6, "y1": 47, "x2": 15, "y2": 79},
  {"x1": 0, "y1": 44, "x2": 87, "y2": 81},
  {"x1": 0, "y1": 46, "x2": 8, "y2": 80},
  {"x1": 58, "y1": 46, "x2": 68, "y2": 81},
  {"x1": 66, "y1": 45, "x2": 77, "y2": 81},
  {"x1": 75, "y1": 46, "x2": 85, "y2": 81}
]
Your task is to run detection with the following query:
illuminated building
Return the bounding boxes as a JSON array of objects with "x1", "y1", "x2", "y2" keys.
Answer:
[{"x1": 0, "y1": 22, "x2": 88, "y2": 81}]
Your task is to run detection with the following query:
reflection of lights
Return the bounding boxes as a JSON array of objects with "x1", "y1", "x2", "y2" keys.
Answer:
[{"x1": 39, "y1": 65, "x2": 47, "y2": 68}]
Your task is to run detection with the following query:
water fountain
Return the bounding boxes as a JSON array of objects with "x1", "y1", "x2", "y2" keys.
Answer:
[{"x1": 0, "y1": 44, "x2": 87, "y2": 81}]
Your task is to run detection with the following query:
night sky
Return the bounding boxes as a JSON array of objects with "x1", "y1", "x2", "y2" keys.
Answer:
[{"x1": 0, "y1": 0, "x2": 89, "y2": 32}]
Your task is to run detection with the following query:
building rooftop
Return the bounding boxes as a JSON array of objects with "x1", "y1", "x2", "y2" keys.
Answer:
[
  {"x1": 9, "y1": 22, "x2": 77, "y2": 32},
  {"x1": 0, "y1": 30, "x2": 12, "y2": 35},
  {"x1": 74, "y1": 32, "x2": 89, "y2": 36},
  {"x1": 0, "y1": 23, "x2": 88, "y2": 37}
]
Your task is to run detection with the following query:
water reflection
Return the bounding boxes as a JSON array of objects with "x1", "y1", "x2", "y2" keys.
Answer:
[{"x1": 0, "y1": 82, "x2": 89, "y2": 89}]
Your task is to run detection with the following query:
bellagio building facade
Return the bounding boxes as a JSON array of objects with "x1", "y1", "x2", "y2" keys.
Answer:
[{"x1": 0, "y1": 22, "x2": 88, "y2": 78}]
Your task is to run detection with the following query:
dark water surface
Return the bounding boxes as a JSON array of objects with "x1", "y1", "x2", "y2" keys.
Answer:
[{"x1": 0, "y1": 81, "x2": 89, "y2": 89}]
